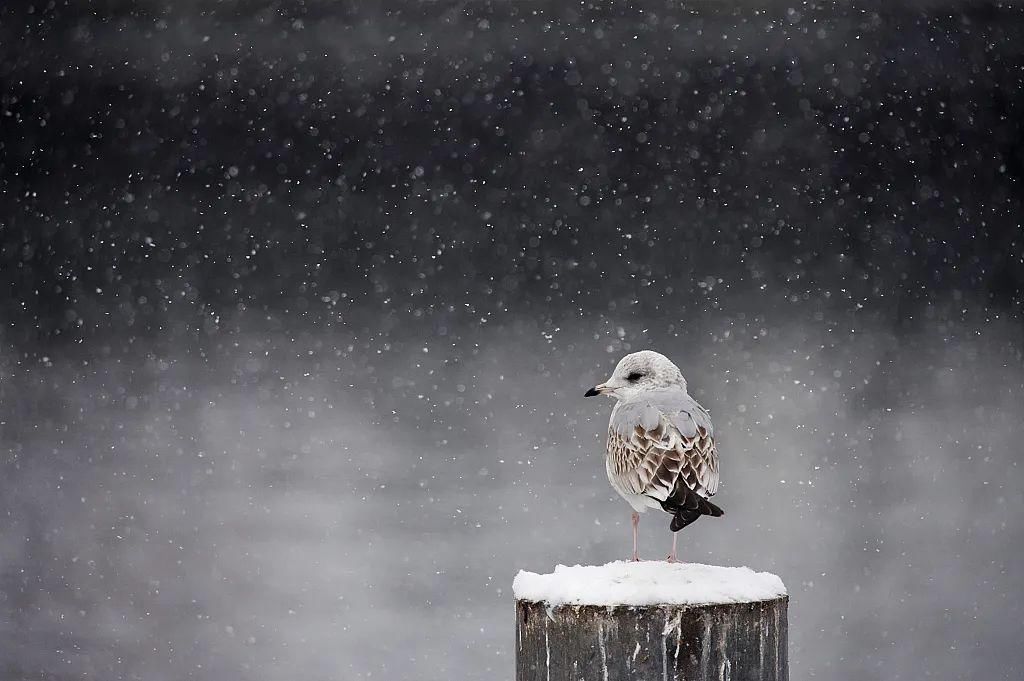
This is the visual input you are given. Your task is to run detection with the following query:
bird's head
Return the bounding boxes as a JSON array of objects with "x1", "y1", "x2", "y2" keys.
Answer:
[{"x1": 584, "y1": 350, "x2": 687, "y2": 401}]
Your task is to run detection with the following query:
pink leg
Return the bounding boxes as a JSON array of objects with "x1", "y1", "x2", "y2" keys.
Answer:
[
  {"x1": 667, "y1": 532, "x2": 679, "y2": 563},
  {"x1": 631, "y1": 512, "x2": 641, "y2": 561}
]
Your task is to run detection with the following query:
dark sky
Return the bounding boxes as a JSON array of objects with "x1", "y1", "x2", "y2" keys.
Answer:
[
  {"x1": 3, "y1": 1, "x2": 1023, "y2": 351},
  {"x1": 2, "y1": 2, "x2": 1024, "y2": 681}
]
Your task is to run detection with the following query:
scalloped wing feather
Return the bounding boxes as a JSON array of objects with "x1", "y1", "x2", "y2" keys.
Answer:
[{"x1": 606, "y1": 400, "x2": 719, "y2": 503}]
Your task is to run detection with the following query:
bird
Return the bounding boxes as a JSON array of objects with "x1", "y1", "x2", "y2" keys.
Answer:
[{"x1": 585, "y1": 350, "x2": 723, "y2": 562}]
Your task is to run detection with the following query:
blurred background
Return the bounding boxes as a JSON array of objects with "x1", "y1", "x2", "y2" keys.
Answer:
[{"x1": 2, "y1": 1, "x2": 1023, "y2": 679}]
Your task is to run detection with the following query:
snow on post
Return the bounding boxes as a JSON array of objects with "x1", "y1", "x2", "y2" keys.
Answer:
[{"x1": 513, "y1": 561, "x2": 788, "y2": 681}]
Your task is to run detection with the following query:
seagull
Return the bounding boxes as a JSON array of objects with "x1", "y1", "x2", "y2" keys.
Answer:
[{"x1": 585, "y1": 350, "x2": 723, "y2": 562}]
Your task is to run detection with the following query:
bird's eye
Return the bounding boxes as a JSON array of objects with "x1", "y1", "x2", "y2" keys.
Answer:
[{"x1": 626, "y1": 371, "x2": 644, "y2": 382}]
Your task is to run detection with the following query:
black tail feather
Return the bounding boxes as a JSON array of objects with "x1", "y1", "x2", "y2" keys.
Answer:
[
  {"x1": 659, "y1": 488, "x2": 724, "y2": 532},
  {"x1": 701, "y1": 498, "x2": 724, "y2": 517}
]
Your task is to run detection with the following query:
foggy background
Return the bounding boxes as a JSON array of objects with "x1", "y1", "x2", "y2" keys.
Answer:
[{"x1": 2, "y1": 1, "x2": 1023, "y2": 679}]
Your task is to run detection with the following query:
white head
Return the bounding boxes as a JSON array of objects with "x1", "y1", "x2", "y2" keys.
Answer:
[{"x1": 584, "y1": 350, "x2": 687, "y2": 401}]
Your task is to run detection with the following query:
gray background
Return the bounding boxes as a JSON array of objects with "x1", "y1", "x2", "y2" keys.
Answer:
[{"x1": 2, "y1": 2, "x2": 1023, "y2": 679}]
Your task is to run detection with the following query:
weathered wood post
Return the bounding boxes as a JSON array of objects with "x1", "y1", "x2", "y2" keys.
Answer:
[{"x1": 514, "y1": 561, "x2": 788, "y2": 681}]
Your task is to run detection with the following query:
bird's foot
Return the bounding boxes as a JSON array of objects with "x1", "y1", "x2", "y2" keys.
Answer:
[
  {"x1": 665, "y1": 554, "x2": 679, "y2": 564},
  {"x1": 631, "y1": 552, "x2": 641, "y2": 562}
]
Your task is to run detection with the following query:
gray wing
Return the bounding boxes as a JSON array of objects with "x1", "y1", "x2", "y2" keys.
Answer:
[{"x1": 606, "y1": 391, "x2": 719, "y2": 503}]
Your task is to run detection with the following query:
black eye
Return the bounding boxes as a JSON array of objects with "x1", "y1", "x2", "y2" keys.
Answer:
[{"x1": 627, "y1": 371, "x2": 644, "y2": 382}]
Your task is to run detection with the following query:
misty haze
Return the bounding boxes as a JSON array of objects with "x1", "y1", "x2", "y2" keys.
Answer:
[{"x1": 2, "y1": 2, "x2": 1023, "y2": 680}]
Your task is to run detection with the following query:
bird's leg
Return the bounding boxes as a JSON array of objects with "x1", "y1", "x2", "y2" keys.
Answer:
[
  {"x1": 631, "y1": 511, "x2": 641, "y2": 561},
  {"x1": 666, "y1": 531, "x2": 679, "y2": 563}
]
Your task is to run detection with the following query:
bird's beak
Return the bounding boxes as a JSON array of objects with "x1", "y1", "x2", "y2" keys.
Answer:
[{"x1": 584, "y1": 383, "x2": 611, "y2": 397}]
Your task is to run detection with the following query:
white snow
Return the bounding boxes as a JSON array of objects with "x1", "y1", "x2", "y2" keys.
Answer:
[{"x1": 512, "y1": 561, "x2": 786, "y2": 607}]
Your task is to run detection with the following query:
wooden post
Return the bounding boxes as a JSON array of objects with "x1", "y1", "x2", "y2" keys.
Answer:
[{"x1": 514, "y1": 564, "x2": 788, "y2": 681}]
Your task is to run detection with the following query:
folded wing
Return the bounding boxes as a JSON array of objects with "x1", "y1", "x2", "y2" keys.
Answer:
[{"x1": 607, "y1": 396, "x2": 722, "y2": 530}]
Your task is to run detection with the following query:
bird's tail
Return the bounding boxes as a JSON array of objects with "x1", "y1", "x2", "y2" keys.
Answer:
[
  {"x1": 664, "y1": 493, "x2": 724, "y2": 532},
  {"x1": 700, "y1": 497, "x2": 724, "y2": 517}
]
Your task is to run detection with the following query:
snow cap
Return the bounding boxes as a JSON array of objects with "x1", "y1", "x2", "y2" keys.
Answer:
[{"x1": 513, "y1": 561, "x2": 786, "y2": 607}]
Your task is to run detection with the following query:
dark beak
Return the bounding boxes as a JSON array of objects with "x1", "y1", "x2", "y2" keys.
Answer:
[{"x1": 584, "y1": 387, "x2": 601, "y2": 397}]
